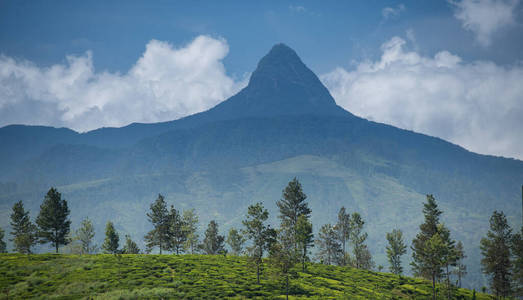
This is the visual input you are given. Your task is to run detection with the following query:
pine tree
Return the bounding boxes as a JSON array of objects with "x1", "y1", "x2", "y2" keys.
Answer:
[
  {"x1": 242, "y1": 202, "x2": 273, "y2": 284},
  {"x1": 122, "y1": 234, "x2": 140, "y2": 254},
  {"x1": 201, "y1": 220, "x2": 225, "y2": 255},
  {"x1": 269, "y1": 229, "x2": 296, "y2": 300},
  {"x1": 480, "y1": 210, "x2": 513, "y2": 298},
  {"x1": 102, "y1": 221, "x2": 120, "y2": 254},
  {"x1": 425, "y1": 233, "x2": 448, "y2": 300},
  {"x1": 226, "y1": 228, "x2": 245, "y2": 256},
  {"x1": 144, "y1": 194, "x2": 169, "y2": 254},
  {"x1": 411, "y1": 195, "x2": 442, "y2": 278},
  {"x1": 296, "y1": 215, "x2": 313, "y2": 271},
  {"x1": 439, "y1": 224, "x2": 457, "y2": 300},
  {"x1": 315, "y1": 224, "x2": 343, "y2": 265},
  {"x1": 277, "y1": 178, "x2": 311, "y2": 254},
  {"x1": 76, "y1": 217, "x2": 96, "y2": 254},
  {"x1": 452, "y1": 241, "x2": 467, "y2": 288},
  {"x1": 0, "y1": 227, "x2": 7, "y2": 253},
  {"x1": 36, "y1": 187, "x2": 71, "y2": 253},
  {"x1": 386, "y1": 229, "x2": 407, "y2": 275},
  {"x1": 182, "y1": 209, "x2": 199, "y2": 254},
  {"x1": 336, "y1": 207, "x2": 351, "y2": 265},
  {"x1": 512, "y1": 226, "x2": 523, "y2": 297},
  {"x1": 10, "y1": 200, "x2": 37, "y2": 254},
  {"x1": 411, "y1": 195, "x2": 449, "y2": 300},
  {"x1": 167, "y1": 205, "x2": 186, "y2": 254},
  {"x1": 350, "y1": 212, "x2": 373, "y2": 269}
]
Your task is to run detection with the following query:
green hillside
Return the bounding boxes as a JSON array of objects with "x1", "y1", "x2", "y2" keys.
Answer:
[
  {"x1": 0, "y1": 154, "x2": 515, "y2": 290},
  {"x1": 0, "y1": 154, "x2": 508, "y2": 289},
  {"x1": 0, "y1": 253, "x2": 489, "y2": 299}
]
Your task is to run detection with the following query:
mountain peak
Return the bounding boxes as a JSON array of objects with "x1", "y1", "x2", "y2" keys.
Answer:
[
  {"x1": 257, "y1": 43, "x2": 302, "y2": 67},
  {"x1": 199, "y1": 43, "x2": 350, "y2": 121},
  {"x1": 249, "y1": 43, "x2": 313, "y2": 87}
]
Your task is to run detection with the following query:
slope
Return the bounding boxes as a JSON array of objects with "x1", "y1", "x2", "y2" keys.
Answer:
[{"x1": 0, "y1": 253, "x2": 490, "y2": 299}]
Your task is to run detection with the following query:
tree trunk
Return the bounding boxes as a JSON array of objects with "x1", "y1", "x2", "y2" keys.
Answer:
[
  {"x1": 55, "y1": 229, "x2": 59, "y2": 253},
  {"x1": 446, "y1": 264, "x2": 451, "y2": 300},
  {"x1": 257, "y1": 264, "x2": 260, "y2": 284},
  {"x1": 286, "y1": 275, "x2": 289, "y2": 300},
  {"x1": 342, "y1": 239, "x2": 346, "y2": 266},
  {"x1": 302, "y1": 247, "x2": 305, "y2": 271},
  {"x1": 432, "y1": 273, "x2": 436, "y2": 300}
]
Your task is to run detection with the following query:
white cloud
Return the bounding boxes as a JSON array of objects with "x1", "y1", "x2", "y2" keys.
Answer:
[
  {"x1": 321, "y1": 36, "x2": 523, "y2": 160},
  {"x1": 0, "y1": 35, "x2": 247, "y2": 132},
  {"x1": 449, "y1": 0, "x2": 519, "y2": 46},
  {"x1": 382, "y1": 4, "x2": 406, "y2": 20},
  {"x1": 289, "y1": 5, "x2": 306, "y2": 13}
]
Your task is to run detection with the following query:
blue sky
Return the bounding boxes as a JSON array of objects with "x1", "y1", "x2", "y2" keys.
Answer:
[
  {"x1": 2, "y1": 1, "x2": 522, "y2": 74},
  {"x1": 1, "y1": 0, "x2": 523, "y2": 159}
]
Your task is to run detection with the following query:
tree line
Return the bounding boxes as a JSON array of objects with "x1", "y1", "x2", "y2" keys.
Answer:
[{"x1": 1, "y1": 180, "x2": 522, "y2": 299}]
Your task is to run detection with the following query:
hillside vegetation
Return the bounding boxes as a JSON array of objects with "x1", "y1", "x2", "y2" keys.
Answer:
[{"x1": 0, "y1": 253, "x2": 488, "y2": 299}]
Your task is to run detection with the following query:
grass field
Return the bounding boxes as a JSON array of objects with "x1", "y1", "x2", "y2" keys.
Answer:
[{"x1": 0, "y1": 253, "x2": 489, "y2": 299}]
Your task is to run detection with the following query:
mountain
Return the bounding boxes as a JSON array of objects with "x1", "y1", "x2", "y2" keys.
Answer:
[{"x1": 1, "y1": 43, "x2": 522, "y2": 289}]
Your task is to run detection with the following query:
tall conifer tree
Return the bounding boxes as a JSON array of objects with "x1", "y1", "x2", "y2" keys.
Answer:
[
  {"x1": 10, "y1": 200, "x2": 38, "y2": 254},
  {"x1": 277, "y1": 178, "x2": 311, "y2": 255},
  {"x1": 480, "y1": 210, "x2": 513, "y2": 298},
  {"x1": 336, "y1": 207, "x2": 351, "y2": 265},
  {"x1": 453, "y1": 241, "x2": 467, "y2": 288},
  {"x1": 76, "y1": 217, "x2": 96, "y2": 254},
  {"x1": 167, "y1": 205, "x2": 186, "y2": 254},
  {"x1": 102, "y1": 221, "x2": 119, "y2": 254},
  {"x1": 201, "y1": 220, "x2": 225, "y2": 255},
  {"x1": 182, "y1": 209, "x2": 199, "y2": 254},
  {"x1": 386, "y1": 229, "x2": 407, "y2": 275},
  {"x1": 315, "y1": 224, "x2": 343, "y2": 265},
  {"x1": 350, "y1": 212, "x2": 373, "y2": 269},
  {"x1": 36, "y1": 187, "x2": 71, "y2": 253},
  {"x1": 144, "y1": 194, "x2": 169, "y2": 254},
  {"x1": 296, "y1": 215, "x2": 314, "y2": 271},
  {"x1": 411, "y1": 195, "x2": 454, "y2": 300},
  {"x1": 242, "y1": 202, "x2": 274, "y2": 284}
]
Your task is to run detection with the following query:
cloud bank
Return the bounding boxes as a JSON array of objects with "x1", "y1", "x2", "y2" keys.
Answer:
[
  {"x1": 321, "y1": 36, "x2": 523, "y2": 160},
  {"x1": 449, "y1": 0, "x2": 520, "y2": 46},
  {"x1": 1, "y1": 34, "x2": 522, "y2": 160},
  {"x1": 0, "y1": 36, "x2": 246, "y2": 132}
]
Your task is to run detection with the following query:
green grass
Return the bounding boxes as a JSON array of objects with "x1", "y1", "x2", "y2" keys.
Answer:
[{"x1": 0, "y1": 254, "x2": 490, "y2": 299}]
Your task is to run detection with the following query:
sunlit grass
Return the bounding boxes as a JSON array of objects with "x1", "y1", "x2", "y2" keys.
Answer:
[{"x1": 0, "y1": 253, "x2": 490, "y2": 299}]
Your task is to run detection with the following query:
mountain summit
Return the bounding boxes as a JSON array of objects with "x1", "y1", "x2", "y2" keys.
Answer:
[{"x1": 205, "y1": 43, "x2": 349, "y2": 120}]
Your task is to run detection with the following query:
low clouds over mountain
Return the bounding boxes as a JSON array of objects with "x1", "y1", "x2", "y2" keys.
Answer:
[
  {"x1": 1, "y1": 35, "x2": 522, "y2": 160},
  {"x1": 322, "y1": 36, "x2": 523, "y2": 160},
  {"x1": 0, "y1": 36, "x2": 247, "y2": 132}
]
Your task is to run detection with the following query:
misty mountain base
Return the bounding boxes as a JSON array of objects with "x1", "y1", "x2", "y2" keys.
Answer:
[{"x1": 0, "y1": 253, "x2": 488, "y2": 299}]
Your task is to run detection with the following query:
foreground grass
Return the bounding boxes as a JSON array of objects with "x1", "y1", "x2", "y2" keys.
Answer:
[{"x1": 0, "y1": 254, "x2": 489, "y2": 299}]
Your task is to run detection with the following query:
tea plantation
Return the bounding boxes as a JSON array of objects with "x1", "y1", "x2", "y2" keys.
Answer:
[{"x1": 0, "y1": 254, "x2": 489, "y2": 299}]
